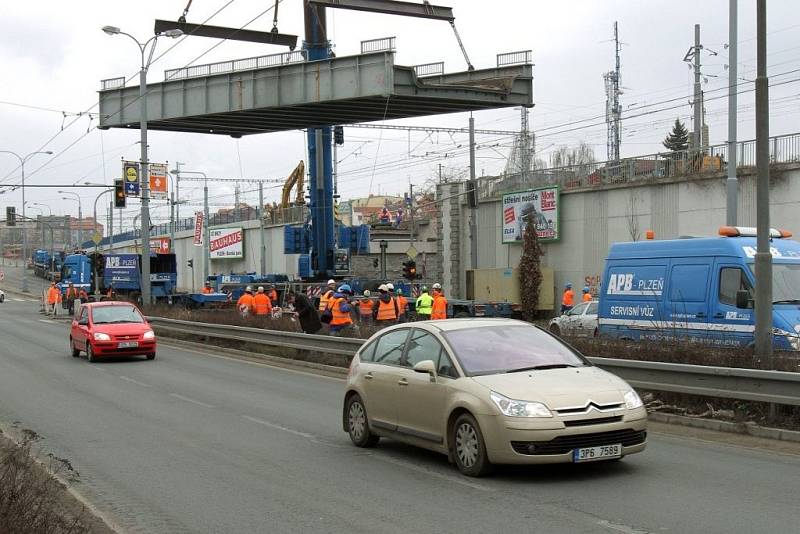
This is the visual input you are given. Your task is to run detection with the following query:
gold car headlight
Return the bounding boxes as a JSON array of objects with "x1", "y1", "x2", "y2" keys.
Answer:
[
  {"x1": 624, "y1": 390, "x2": 643, "y2": 410},
  {"x1": 490, "y1": 391, "x2": 552, "y2": 418}
]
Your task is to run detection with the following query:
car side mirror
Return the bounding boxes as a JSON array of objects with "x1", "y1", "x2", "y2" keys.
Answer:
[
  {"x1": 413, "y1": 359, "x2": 437, "y2": 381},
  {"x1": 735, "y1": 290, "x2": 751, "y2": 309}
]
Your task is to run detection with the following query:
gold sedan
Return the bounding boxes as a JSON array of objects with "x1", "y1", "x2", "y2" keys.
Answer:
[{"x1": 343, "y1": 319, "x2": 647, "y2": 477}]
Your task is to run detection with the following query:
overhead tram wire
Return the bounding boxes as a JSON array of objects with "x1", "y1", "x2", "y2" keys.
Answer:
[{"x1": 0, "y1": 0, "x2": 242, "y2": 185}]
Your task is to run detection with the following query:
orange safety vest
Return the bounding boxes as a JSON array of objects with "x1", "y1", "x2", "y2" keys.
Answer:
[
  {"x1": 396, "y1": 295, "x2": 408, "y2": 316},
  {"x1": 237, "y1": 293, "x2": 255, "y2": 313},
  {"x1": 376, "y1": 298, "x2": 398, "y2": 321},
  {"x1": 319, "y1": 289, "x2": 334, "y2": 311},
  {"x1": 562, "y1": 289, "x2": 575, "y2": 307},
  {"x1": 582, "y1": 292, "x2": 592, "y2": 302},
  {"x1": 47, "y1": 287, "x2": 61, "y2": 304},
  {"x1": 253, "y1": 293, "x2": 272, "y2": 315},
  {"x1": 202, "y1": 287, "x2": 214, "y2": 294},
  {"x1": 267, "y1": 289, "x2": 278, "y2": 303},
  {"x1": 431, "y1": 293, "x2": 447, "y2": 320},
  {"x1": 358, "y1": 298, "x2": 374, "y2": 316},
  {"x1": 330, "y1": 298, "x2": 353, "y2": 326},
  {"x1": 66, "y1": 287, "x2": 79, "y2": 299}
]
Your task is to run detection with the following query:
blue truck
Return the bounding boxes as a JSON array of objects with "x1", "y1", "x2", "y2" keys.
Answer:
[
  {"x1": 60, "y1": 252, "x2": 178, "y2": 301},
  {"x1": 598, "y1": 226, "x2": 800, "y2": 350},
  {"x1": 32, "y1": 249, "x2": 64, "y2": 281}
]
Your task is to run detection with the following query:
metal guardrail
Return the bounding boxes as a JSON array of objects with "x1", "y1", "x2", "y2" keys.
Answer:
[
  {"x1": 101, "y1": 77, "x2": 126, "y2": 90},
  {"x1": 360, "y1": 36, "x2": 396, "y2": 54},
  {"x1": 149, "y1": 317, "x2": 800, "y2": 406},
  {"x1": 497, "y1": 50, "x2": 533, "y2": 67},
  {"x1": 164, "y1": 50, "x2": 306, "y2": 81},
  {"x1": 413, "y1": 62, "x2": 445, "y2": 77}
]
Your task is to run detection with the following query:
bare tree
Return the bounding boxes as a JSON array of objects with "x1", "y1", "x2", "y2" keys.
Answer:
[{"x1": 625, "y1": 191, "x2": 641, "y2": 242}]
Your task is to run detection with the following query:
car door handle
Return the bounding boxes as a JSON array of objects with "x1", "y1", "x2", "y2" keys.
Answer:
[
  {"x1": 398, "y1": 378, "x2": 409, "y2": 386},
  {"x1": 364, "y1": 372, "x2": 374, "y2": 380}
]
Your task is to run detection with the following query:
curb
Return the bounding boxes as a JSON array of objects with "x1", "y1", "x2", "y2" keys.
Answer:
[{"x1": 648, "y1": 412, "x2": 800, "y2": 444}]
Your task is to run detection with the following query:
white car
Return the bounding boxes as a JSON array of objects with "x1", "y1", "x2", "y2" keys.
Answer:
[
  {"x1": 548, "y1": 300, "x2": 598, "y2": 338},
  {"x1": 0, "y1": 289, "x2": 4, "y2": 303}
]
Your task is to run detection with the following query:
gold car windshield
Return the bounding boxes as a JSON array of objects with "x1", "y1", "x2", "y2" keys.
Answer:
[{"x1": 443, "y1": 325, "x2": 588, "y2": 376}]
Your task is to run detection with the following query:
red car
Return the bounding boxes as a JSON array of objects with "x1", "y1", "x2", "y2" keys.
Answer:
[{"x1": 70, "y1": 301, "x2": 156, "y2": 362}]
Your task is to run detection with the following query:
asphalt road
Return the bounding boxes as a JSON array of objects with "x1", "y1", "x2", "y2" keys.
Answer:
[{"x1": 1, "y1": 299, "x2": 799, "y2": 534}]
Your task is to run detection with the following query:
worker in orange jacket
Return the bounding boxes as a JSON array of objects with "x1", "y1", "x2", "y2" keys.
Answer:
[
  {"x1": 201, "y1": 282, "x2": 214, "y2": 294},
  {"x1": 266, "y1": 284, "x2": 279, "y2": 306},
  {"x1": 65, "y1": 283, "x2": 80, "y2": 315},
  {"x1": 395, "y1": 288, "x2": 409, "y2": 322},
  {"x1": 237, "y1": 286, "x2": 256, "y2": 316},
  {"x1": 431, "y1": 283, "x2": 448, "y2": 320},
  {"x1": 582, "y1": 286, "x2": 592, "y2": 303},
  {"x1": 561, "y1": 282, "x2": 575, "y2": 313},
  {"x1": 318, "y1": 279, "x2": 336, "y2": 312},
  {"x1": 357, "y1": 290, "x2": 374, "y2": 324},
  {"x1": 253, "y1": 286, "x2": 273, "y2": 316},
  {"x1": 47, "y1": 282, "x2": 61, "y2": 315},
  {"x1": 374, "y1": 285, "x2": 399, "y2": 325}
]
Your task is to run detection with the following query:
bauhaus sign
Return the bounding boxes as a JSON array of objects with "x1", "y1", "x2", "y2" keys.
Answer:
[{"x1": 209, "y1": 228, "x2": 243, "y2": 259}]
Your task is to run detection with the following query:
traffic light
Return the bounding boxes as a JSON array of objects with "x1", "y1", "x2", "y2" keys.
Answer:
[
  {"x1": 402, "y1": 259, "x2": 417, "y2": 280},
  {"x1": 6, "y1": 206, "x2": 15, "y2": 226},
  {"x1": 334, "y1": 125, "x2": 344, "y2": 145},
  {"x1": 114, "y1": 179, "x2": 126, "y2": 208},
  {"x1": 187, "y1": 259, "x2": 194, "y2": 269}
]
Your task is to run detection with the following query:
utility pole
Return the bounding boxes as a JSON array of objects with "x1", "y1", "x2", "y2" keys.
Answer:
[
  {"x1": 174, "y1": 161, "x2": 182, "y2": 228},
  {"x1": 726, "y1": 0, "x2": 738, "y2": 225},
  {"x1": 108, "y1": 201, "x2": 114, "y2": 251},
  {"x1": 520, "y1": 107, "x2": 531, "y2": 181},
  {"x1": 204, "y1": 180, "x2": 210, "y2": 282},
  {"x1": 259, "y1": 182, "x2": 266, "y2": 275},
  {"x1": 469, "y1": 115, "x2": 478, "y2": 270},
  {"x1": 409, "y1": 182, "x2": 415, "y2": 243},
  {"x1": 604, "y1": 21, "x2": 622, "y2": 162},
  {"x1": 754, "y1": 0, "x2": 772, "y2": 366},
  {"x1": 684, "y1": 24, "x2": 704, "y2": 155}
]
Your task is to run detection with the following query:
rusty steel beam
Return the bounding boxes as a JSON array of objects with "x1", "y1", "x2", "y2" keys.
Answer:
[
  {"x1": 153, "y1": 20, "x2": 298, "y2": 49},
  {"x1": 308, "y1": 0, "x2": 454, "y2": 21}
]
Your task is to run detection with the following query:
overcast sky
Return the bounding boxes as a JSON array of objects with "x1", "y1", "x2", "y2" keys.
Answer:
[{"x1": 1, "y1": 0, "x2": 798, "y2": 230}]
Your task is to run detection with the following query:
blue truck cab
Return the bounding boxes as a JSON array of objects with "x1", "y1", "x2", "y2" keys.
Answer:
[{"x1": 598, "y1": 227, "x2": 800, "y2": 350}]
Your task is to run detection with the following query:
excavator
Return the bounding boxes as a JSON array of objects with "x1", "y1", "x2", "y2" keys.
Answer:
[{"x1": 281, "y1": 160, "x2": 305, "y2": 208}]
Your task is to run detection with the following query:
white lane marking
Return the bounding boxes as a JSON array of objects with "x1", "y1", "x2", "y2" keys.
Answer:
[
  {"x1": 169, "y1": 393, "x2": 215, "y2": 409},
  {"x1": 118, "y1": 375, "x2": 151, "y2": 388},
  {"x1": 597, "y1": 520, "x2": 653, "y2": 534},
  {"x1": 241, "y1": 415, "x2": 316, "y2": 439},
  {"x1": 12, "y1": 298, "x2": 25, "y2": 302},
  {"x1": 39, "y1": 319, "x2": 53, "y2": 324},
  {"x1": 367, "y1": 453, "x2": 493, "y2": 492}
]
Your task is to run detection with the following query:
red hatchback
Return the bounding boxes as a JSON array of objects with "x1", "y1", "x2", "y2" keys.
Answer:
[{"x1": 70, "y1": 302, "x2": 157, "y2": 362}]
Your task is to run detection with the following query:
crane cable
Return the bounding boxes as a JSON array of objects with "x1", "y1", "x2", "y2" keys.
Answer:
[
  {"x1": 178, "y1": 0, "x2": 194, "y2": 23},
  {"x1": 271, "y1": 0, "x2": 280, "y2": 32},
  {"x1": 449, "y1": 21, "x2": 474, "y2": 71}
]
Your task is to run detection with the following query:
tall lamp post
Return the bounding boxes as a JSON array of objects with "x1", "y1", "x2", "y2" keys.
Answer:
[
  {"x1": 101, "y1": 25, "x2": 183, "y2": 306},
  {"x1": 59, "y1": 191, "x2": 83, "y2": 248},
  {"x1": 92, "y1": 188, "x2": 113, "y2": 294},
  {"x1": 0, "y1": 149, "x2": 53, "y2": 292},
  {"x1": 177, "y1": 170, "x2": 209, "y2": 283}
]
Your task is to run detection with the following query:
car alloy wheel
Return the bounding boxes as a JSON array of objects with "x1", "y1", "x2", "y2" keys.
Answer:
[
  {"x1": 453, "y1": 413, "x2": 490, "y2": 477},
  {"x1": 456, "y1": 423, "x2": 479, "y2": 467},
  {"x1": 346, "y1": 395, "x2": 379, "y2": 447}
]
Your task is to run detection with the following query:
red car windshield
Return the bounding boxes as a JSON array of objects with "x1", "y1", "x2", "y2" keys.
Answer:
[
  {"x1": 92, "y1": 305, "x2": 145, "y2": 325},
  {"x1": 443, "y1": 325, "x2": 588, "y2": 376}
]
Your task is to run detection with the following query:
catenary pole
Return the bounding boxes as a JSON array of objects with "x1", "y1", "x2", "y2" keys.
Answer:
[{"x1": 726, "y1": 0, "x2": 738, "y2": 225}]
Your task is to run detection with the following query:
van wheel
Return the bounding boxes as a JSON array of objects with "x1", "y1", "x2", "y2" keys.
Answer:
[{"x1": 549, "y1": 324, "x2": 561, "y2": 336}]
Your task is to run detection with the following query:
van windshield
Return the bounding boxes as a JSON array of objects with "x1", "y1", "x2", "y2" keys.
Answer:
[{"x1": 749, "y1": 263, "x2": 800, "y2": 304}]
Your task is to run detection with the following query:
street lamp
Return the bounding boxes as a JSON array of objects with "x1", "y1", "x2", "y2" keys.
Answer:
[
  {"x1": 177, "y1": 170, "x2": 209, "y2": 283},
  {"x1": 102, "y1": 25, "x2": 183, "y2": 306},
  {"x1": 92, "y1": 188, "x2": 113, "y2": 294},
  {"x1": 59, "y1": 191, "x2": 83, "y2": 248},
  {"x1": 31, "y1": 202, "x2": 52, "y2": 216},
  {"x1": 0, "y1": 149, "x2": 53, "y2": 292}
]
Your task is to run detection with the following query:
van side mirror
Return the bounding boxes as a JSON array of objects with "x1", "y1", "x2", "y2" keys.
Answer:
[
  {"x1": 735, "y1": 290, "x2": 751, "y2": 309},
  {"x1": 413, "y1": 360, "x2": 437, "y2": 381}
]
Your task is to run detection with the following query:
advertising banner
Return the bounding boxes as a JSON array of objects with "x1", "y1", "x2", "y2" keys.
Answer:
[
  {"x1": 123, "y1": 161, "x2": 140, "y2": 196},
  {"x1": 104, "y1": 254, "x2": 139, "y2": 286},
  {"x1": 193, "y1": 212, "x2": 204, "y2": 246},
  {"x1": 149, "y1": 163, "x2": 168, "y2": 200},
  {"x1": 149, "y1": 237, "x2": 171, "y2": 254},
  {"x1": 501, "y1": 186, "x2": 560, "y2": 243},
  {"x1": 210, "y1": 228, "x2": 244, "y2": 259}
]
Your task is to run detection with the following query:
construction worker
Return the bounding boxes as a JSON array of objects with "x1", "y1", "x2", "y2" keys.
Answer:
[
  {"x1": 253, "y1": 286, "x2": 273, "y2": 316},
  {"x1": 582, "y1": 286, "x2": 592, "y2": 303},
  {"x1": 431, "y1": 283, "x2": 448, "y2": 320},
  {"x1": 266, "y1": 284, "x2": 279, "y2": 306},
  {"x1": 329, "y1": 284, "x2": 354, "y2": 335},
  {"x1": 78, "y1": 287, "x2": 89, "y2": 304},
  {"x1": 46, "y1": 282, "x2": 61, "y2": 315},
  {"x1": 106, "y1": 285, "x2": 116, "y2": 301},
  {"x1": 201, "y1": 282, "x2": 214, "y2": 294},
  {"x1": 237, "y1": 286, "x2": 256, "y2": 316},
  {"x1": 415, "y1": 286, "x2": 434, "y2": 320},
  {"x1": 356, "y1": 289, "x2": 374, "y2": 324},
  {"x1": 395, "y1": 288, "x2": 409, "y2": 322},
  {"x1": 318, "y1": 279, "x2": 336, "y2": 312},
  {"x1": 374, "y1": 284, "x2": 399, "y2": 325},
  {"x1": 561, "y1": 282, "x2": 575, "y2": 314},
  {"x1": 65, "y1": 282, "x2": 79, "y2": 315}
]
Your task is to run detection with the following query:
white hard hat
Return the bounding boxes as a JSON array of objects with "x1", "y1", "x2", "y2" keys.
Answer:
[
  {"x1": 378, "y1": 284, "x2": 388, "y2": 292},
  {"x1": 363, "y1": 289, "x2": 371, "y2": 297},
  {"x1": 258, "y1": 286, "x2": 264, "y2": 293},
  {"x1": 246, "y1": 285, "x2": 253, "y2": 292},
  {"x1": 432, "y1": 283, "x2": 442, "y2": 290},
  {"x1": 327, "y1": 279, "x2": 336, "y2": 285},
  {"x1": 387, "y1": 283, "x2": 394, "y2": 290}
]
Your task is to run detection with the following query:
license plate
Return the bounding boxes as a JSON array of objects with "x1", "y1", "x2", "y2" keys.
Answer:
[
  {"x1": 118, "y1": 341, "x2": 138, "y2": 348},
  {"x1": 572, "y1": 443, "x2": 622, "y2": 463}
]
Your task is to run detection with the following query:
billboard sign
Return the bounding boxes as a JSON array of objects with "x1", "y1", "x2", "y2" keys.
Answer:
[
  {"x1": 104, "y1": 254, "x2": 139, "y2": 287},
  {"x1": 123, "y1": 161, "x2": 140, "y2": 196},
  {"x1": 149, "y1": 163, "x2": 168, "y2": 200},
  {"x1": 193, "y1": 212, "x2": 204, "y2": 246},
  {"x1": 501, "y1": 186, "x2": 560, "y2": 243},
  {"x1": 210, "y1": 228, "x2": 243, "y2": 259},
  {"x1": 149, "y1": 237, "x2": 171, "y2": 254}
]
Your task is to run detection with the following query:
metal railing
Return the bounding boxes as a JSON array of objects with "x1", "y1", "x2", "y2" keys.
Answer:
[
  {"x1": 497, "y1": 50, "x2": 533, "y2": 67},
  {"x1": 100, "y1": 77, "x2": 126, "y2": 90},
  {"x1": 480, "y1": 132, "x2": 800, "y2": 199},
  {"x1": 413, "y1": 62, "x2": 445, "y2": 77},
  {"x1": 360, "y1": 36, "x2": 396, "y2": 54},
  {"x1": 164, "y1": 50, "x2": 306, "y2": 81},
  {"x1": 149, "y1": 317, "x2": 800, "y2": 406}
]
